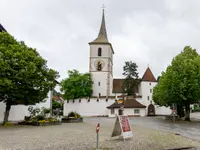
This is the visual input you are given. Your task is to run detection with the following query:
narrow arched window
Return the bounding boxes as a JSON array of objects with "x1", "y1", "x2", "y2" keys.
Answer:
[
  {"x1": 98, "y1": 48, "x2": 102, "y2": 56},
  {"x1": 97, "y1": 61, "x2": 102, "y2": 71}
]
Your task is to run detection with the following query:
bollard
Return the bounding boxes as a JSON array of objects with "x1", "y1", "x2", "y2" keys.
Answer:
[{"x1": 96, "y1": 123, "x2": 100, "y2": 150}]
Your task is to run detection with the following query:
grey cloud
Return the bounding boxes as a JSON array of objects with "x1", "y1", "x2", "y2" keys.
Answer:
[{"x1": 1, "y1": 0, "x2": 200, "y2": 81}]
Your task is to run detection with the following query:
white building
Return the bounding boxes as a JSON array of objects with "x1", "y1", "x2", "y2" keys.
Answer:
[
  {"x1": 64, "y1": 11, "x2": 171, "y2": 117},
  {"x1": 64, "y1": 10, "x2": 172, "y2": 117}
]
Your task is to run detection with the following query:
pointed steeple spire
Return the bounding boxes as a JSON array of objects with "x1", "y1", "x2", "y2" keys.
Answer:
[
  {"x1": 98, "y1": 9, "x2": 108, "y2": 40},
  {"x1": 89, "y1": 7, "x2": 110, "y2": 44}
]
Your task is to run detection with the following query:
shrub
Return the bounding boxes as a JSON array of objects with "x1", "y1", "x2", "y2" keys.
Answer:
[
  {"x1": 2, "y1": 122, "x2": 13, "y2": 127},
  {"x1": 28, "y1": 106, "x2": 40, "y2": 117},
  {"x1": 24, "y1": 116, "x2": 31, "y2": 121},
  {"x1": 40, "y1": 107, "x2": 51, "y2": 118},
  {"x1": 194, "y1": 104, "x2": 199, "y2": 111},
  {"x1": 68, "y1": 111, "x2": 81, "y2": 118},
  {"x1": 48, "y1": 117, "x2": 57, "y2": 122}
]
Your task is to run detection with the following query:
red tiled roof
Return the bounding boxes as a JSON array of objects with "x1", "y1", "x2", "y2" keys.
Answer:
[
  {"x1": 112, "y1": 79, "x2": 141, "y2": 93},
  {"x1": 107, "y1": 98, "x2": 146, "y2": 109},
  {"x1": 142, "y1": 67, "x2": 157, "y2": 82}
]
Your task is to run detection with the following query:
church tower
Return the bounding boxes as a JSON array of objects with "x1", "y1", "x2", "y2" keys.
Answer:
[{"x1": 89, "y1": 9, "x2": 114, "y2": 97}]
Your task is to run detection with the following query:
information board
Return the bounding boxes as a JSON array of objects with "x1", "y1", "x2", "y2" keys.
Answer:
[{"x1": 111, "y1": 115, "x2": 133, "y2": 140}]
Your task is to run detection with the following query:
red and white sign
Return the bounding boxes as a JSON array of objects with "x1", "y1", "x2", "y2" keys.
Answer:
[
  {"x1": 96, "y1": 123, "x2": 100, "y2": 133},
  {"x1": 111, "y1": 115, "x2": 133, "y2": 140},
  {"x1": 120, "y1": 116, "x2": 131, "y2": 133}
]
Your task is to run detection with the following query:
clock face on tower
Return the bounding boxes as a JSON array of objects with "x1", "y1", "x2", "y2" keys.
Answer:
[{"x1": 94, "y1": 60, "x2": 105, "y2": 71}]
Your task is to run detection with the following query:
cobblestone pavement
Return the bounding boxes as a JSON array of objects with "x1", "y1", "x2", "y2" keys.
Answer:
[
  {"x1": 85, "y1": 116, "x2": 200, "y2": 141},
  {"x1": 191, "y1": 112, "x2": 200, "y2": 120},
  {"x1": 0, "y1": 118, "x2": 200, "y2": 150}
]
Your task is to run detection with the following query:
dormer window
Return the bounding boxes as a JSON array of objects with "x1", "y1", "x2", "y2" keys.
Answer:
[{"x1": 98, "y1": 48, "x2": 102, "y2": 56}]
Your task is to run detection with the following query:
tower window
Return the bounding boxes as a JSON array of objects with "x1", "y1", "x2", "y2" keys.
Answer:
[
  {"x1": 147, "y1": 96, "x2": 149, "y2": 100},
  {"x1": 98, "y1": 48, "x2": 102, "y2": 56},
  {"x1": 150, "y1": 89, "x2": 152, "y2": 93},
  {"x1": 97, "y1": 62, "x2": 102, "y2": 71},
  {"x1": 149, "y1": 83, "x2": 151, "y2": 86},
  {"x1": 98, "y1": 82, "x2": 100, "y2": 86},
  {"x1": 99, "y1": 93, "x2": 101, "y2": 97}
]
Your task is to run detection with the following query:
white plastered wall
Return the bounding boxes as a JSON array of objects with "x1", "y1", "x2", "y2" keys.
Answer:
[
  {"x1": 64, "y1": 98, "x2": 116, "y2": 116},
  {"x1": 139, "y1": 81, "x2": 171, "y2": 115},
  {"x1": 89, "y1": 44, "x2": 113, "y2": 97},
  {"x1": 0, "y1": 91, "x2": 51, "y2": 122},
  {"x1": 108, "y1": 108, "x2": 146, "y2": 117}
]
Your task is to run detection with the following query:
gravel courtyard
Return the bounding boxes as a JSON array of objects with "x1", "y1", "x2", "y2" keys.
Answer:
[{"x1": 0, "y1": 118, "x2": 200, "y2": 150}]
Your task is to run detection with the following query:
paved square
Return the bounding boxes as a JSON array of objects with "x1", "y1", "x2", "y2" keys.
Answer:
[{"x1": 0, "y1": 117, "x2": 200, "y2": 150}]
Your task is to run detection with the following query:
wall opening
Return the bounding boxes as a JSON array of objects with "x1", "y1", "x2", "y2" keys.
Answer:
[{"x1": 98, "y1": 47, "x2": 102, "y2": 56}]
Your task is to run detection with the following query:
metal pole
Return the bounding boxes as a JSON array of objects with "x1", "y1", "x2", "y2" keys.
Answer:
[
  {"x1": 50, "y1": 90, "x2": 53, "y2": 117},
  {"x1": 96, "y1": 132, "x2": 99, "y2": 150}
]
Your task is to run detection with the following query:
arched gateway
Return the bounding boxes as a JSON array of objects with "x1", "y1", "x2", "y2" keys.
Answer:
[{"x1": 148, "y1": 104, "x2": 155, "y2": 116}]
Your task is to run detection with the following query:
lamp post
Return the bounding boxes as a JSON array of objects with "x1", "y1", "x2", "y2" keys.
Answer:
[
  {"x1": 50, "y1": 89, "x2": 53, "y2": 117},
  {"x1": 119, "y1": 86, "x2": 126, "y2": 115}
]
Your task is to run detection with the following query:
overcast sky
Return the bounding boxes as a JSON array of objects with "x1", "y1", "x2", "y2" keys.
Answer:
[{"x1": 1, "y1": 0, "x2": 200, "y2": 81}]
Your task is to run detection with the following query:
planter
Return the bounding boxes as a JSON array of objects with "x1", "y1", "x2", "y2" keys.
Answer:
[
  {"x1": 18, "y1": 121, "x2": 61, "y2": 126},
  {"x1": 62, "y1": 117, "x2": 83, "y2": 123}
]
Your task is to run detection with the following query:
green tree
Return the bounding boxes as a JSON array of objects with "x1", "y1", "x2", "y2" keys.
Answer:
[
  {"x1": 0, "y1": 32, "x2": 59, "y2": 124},
  {"x1": 122, "y1": 61, "x2": 139, "y2": 96},
  {"x1": 60, "y1": 69, "x2": 93, "y2": 100},
  {"x1": 157, "y1": 76, "x2": 161, "y2": 82},
  {"x1": 153, "y1": 46, "x2": 200, "y2": 121},
  {"x1": 52, "y1": 100, "x2": 63, "y2": 110}
]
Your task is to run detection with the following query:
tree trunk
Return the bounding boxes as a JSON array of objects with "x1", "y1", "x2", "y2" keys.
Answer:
[
  {"x1": 3, "y1": 103, "x2": 11, "y2": 124},
  {"x1": 185, "y1": 104, "x2": 190, "y2": 121},
  {"x1": 177, "y1": 104, "x2": 185, "y2": 118}
]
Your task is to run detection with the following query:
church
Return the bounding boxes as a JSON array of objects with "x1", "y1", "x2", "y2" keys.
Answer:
[{"x1": 64, "y1": 10, "x2": 171, "y2": 117}]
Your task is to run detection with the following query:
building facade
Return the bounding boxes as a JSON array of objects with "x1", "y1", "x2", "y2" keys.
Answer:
[{"x1": 64, "y1": 10, "x2": 172, "y2": 117}]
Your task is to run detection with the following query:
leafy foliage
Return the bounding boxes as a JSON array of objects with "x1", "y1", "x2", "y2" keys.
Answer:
[
  {"x1": 60, "y1": 69, "x2": 93, "y2": 100},
  {"x1": 26, "y1": 106, "x2": 53, "y2": 122},
  {"x1": 153, "y1": 46, "x2": 200, "y2": 120},
  {"x1": 52, "y1": 100, "x2": 63, "y2": 109},
  {"x1": 122, "y1": 61, "x2": 139, "y2": 96},
  {"x1": 0, "y1": 32, "x2": 59, "y2": 123},
  {"x1": 68, "y1": 111, "x2": 81, "y2": 118}
]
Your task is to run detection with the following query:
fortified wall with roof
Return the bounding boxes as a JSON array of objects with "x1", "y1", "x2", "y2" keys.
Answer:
[{"x1": 64, "y1": 10, "x2": 171, "y2": 117}]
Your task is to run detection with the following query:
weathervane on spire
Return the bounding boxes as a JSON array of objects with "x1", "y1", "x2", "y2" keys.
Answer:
[{"x1": 102, "y1": 4, "x2": 106, "y2": 11}]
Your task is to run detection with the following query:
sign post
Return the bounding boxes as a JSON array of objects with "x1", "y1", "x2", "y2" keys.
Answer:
[
  {"x1": 111, "y1": 115, "x2": 132, "y2": 140},
  {"x1": 96, "y1": 123, "x2": 100, "y2": 150}
]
